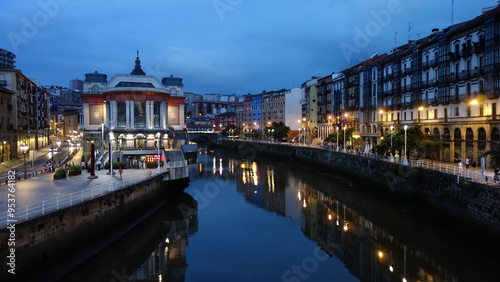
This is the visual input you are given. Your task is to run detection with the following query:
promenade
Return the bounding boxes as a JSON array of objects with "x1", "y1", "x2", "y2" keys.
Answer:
[{"x1": 0, "y1": 148, "x2": 160, "y2": 228}]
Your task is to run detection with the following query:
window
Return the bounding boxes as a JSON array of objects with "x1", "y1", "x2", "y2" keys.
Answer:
[
  {"x1": 455, "y1": 107, "x2": 459, "y2": 117},
  {"x1": 467, "y1": 106, "x2": 471, "y2": 117},
  {"x1": 117, "y1": 102, "x2": 126, "y2": 128},
  {"x1": 434, "y1": 109, "x2": 438, "y2": 119}
]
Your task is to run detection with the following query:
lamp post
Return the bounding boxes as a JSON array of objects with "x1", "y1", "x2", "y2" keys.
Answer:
[
  {"x1": 343, "y1": 126, "x2": 347, "y2": 152},
  {"x1": 390, "y1": 125, "x2": 394, "y2": 162},
  {"x1": 336, "y1": 126, "x2": 339, "y2": 151},
  {"x1": 403, "y1": 125, "x2": 408, "y2": 165},
  {"x1": 157, "y1": 132, "x2": 161, "y2": 174},
  {"x1": 302, "y1": 118, "x2": 307, "y2": 145},
  {"x1": 20, "y1": 144, "x2": 28, "y2": 179},
  {"x1": 56, "y1": 140, "x2": 61, "y2": 165}
]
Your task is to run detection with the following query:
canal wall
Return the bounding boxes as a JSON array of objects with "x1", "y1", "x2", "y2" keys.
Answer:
[
  {"x1": 0, "y1": 174, "x2": 170, "y2": 276},
  {"x1": 220, "y1": 141, "x2": 500, "y2": 239}
]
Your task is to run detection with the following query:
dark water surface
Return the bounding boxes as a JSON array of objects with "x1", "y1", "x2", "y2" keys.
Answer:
[{"x1": 24, "y1": 148, "x2": 500, "y2": 281}]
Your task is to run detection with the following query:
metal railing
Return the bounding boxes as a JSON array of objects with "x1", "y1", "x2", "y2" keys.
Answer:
[
  {"x1": 0, "y1": 172, "x2": 161, "y2": 229},
  {"x1": 316, "y1": 145, "x2": 498, "y2": 185}
]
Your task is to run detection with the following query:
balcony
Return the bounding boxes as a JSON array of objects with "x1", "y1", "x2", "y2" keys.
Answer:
[
  {"x1": 461, "y1": 45, "x2": 473, "y2": 58},
  {"x1": 473, "y1": 41, "x2": 485, "y2": 54},
  {"x1": 448, "y1": 52, "x2": 460, "y2": 62}
]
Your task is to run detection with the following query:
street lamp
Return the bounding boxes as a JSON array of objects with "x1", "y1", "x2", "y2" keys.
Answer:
[
  {"x1": 157, "y1": 132, "x2": 161, "y2": 174},
  {"x1": 343, "y1": 126, "x2": 347, "y2": 152},
  {"x1": 336, "y1": 126, "x2": 339, "y2": 151},
  {"x1": 403, "y1": 125, "x2": 408, "y2": 165},
  {"x1": 20, "y1": 144, "x2": 28, "y2": 179},
  {"x1": 390, "y1": 125, "x2": 394, "y2": 162},
  {"x1": 56, "y1": 140, "x2": 61, "y2": 166}
]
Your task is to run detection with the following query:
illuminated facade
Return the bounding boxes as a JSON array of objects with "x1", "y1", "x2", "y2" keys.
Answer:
[
  {"x1": 306, "y1": 4, "x2": 500, "y2": 164},
  {"x1": 81, "y1": 53, "x2": 186, "y2": 166}
]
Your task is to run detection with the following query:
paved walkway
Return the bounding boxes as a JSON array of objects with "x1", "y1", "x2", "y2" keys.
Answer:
[{"x1": 0, "y1": 149, "x2": 160, "y2": 227}]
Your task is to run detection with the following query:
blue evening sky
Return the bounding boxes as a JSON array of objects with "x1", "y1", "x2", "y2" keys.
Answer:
[{"x1": 1, "y1": 0, "x2": 497, "y2": 94}]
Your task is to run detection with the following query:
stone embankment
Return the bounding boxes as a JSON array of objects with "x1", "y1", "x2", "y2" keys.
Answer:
[
  {"x1": 221, "y1": 140, "x2": 500, "y2": 242},
  {"x1": 0, "y1": 173, "x2": 169, "y2": 277}
]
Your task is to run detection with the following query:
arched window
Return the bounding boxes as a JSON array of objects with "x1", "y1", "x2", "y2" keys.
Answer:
[
  {"x1": 433, "y1": 128, "x2": 440, "y2": 138},
  {"x1": 492, "y1": 127, "x2": 500, "y2": 148},
  {"x1": 465, "y1": 128, "x2": 474, "y2": 148},
  {"x1": 443, "y1": 128, "x2": 451, "y2": 141},
  {"x1": 425, "y1": 128, "x2": 431, "y2": 135},
  {"x1": 478, "y1": 128, "x2": 487, "y2": 151},
  {"x1": 454, "y1": 128, "x2": 461, "y2": 141}
]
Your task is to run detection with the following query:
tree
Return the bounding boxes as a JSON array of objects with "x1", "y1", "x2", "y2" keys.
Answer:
[
  {"x1": 483, "y1": 143, "x2": 500, "y2": 168},
  {"x1": 221, "y1": 124, "x2": 237, "y2": 137},
  {"x1": 269, "y1": 121, "x2": 290, "y2": 141}
]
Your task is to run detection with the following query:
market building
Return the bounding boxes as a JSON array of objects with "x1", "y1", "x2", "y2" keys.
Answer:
[{"x1": 81, "y1": 52, "x2": 186, "y2": 168}]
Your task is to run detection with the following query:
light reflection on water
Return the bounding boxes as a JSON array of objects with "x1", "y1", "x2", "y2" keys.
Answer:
[{"x1": 29, "y1": 148, "x2": 500, "y2": 281}]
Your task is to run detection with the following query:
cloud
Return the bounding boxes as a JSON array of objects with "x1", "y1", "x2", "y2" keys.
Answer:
[{"x1": 0, "y1": 0, "x2": 497, "y2": 94}]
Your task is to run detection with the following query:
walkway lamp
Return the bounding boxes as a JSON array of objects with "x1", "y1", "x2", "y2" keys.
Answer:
[
  {"x1": 343, "y1": 126, "x2": 347, "y2": 152},
  {"x1": 336, "y1": 126, "x2": 339, "y2": 151},
  {"x1": 403, "y1": 125, "x2": 408, "y2": 165},
  {"x1": 56, "y1": 140, "x2": 61, "y2": 165},
  {"x1": 20, "y1": 144, "x2": 28, "y2": 179},
  {"x1": 157, "y1": 132, "x2": 161, "y2": 174},
  {"x1": 390, "y1": 125, "x2": 394, "y2": 162}
]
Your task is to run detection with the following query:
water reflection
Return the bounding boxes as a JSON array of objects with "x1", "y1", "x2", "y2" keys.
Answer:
[
  {"x1": 59, "y1": 193, "x2": 198, "y2": 282},
  {"x1": 211, "y1": 149, "x2": 499, "y2": 282}
]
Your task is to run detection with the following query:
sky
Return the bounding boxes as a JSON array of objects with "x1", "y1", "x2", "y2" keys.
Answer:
[{"x1": 1, "y1": 0, "x2": 498, "y2": 95}]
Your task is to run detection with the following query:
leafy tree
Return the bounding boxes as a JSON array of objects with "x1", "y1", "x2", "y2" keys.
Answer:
[
  {"x1": 266, "y1": 121, "x2": 290, "y2": 141},
  {"x1": 373, "y1": 126, "x2": 435, "y2": 158},
  {"x1": 221, "y1": 124, "x2": 238, "y2": 137},
  {"x1": 483, "y1": 143, "x2": 500, "y2": 168}
]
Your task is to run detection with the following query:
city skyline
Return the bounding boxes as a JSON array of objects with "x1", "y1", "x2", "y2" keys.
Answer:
[{"x1": 1, "y1": 0, "x2": 498, "y2": 94}]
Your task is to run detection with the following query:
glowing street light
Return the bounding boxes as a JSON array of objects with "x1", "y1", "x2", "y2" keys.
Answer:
[
  {"x1": 403, "y1": 125, "x2": 408, "y2": 165},
  {"x1": 336, "y1": 126, "x2": 339, "y2": 151},
  {"x1": 343, "y1": 126, "x2": 347, "y2": 152},
  {"x1": 390, "y1": 125, "x2": 394, "y2": 162},
  {"x1": 56, "y1": 140, "x2": 61, "y2": 165},
  {"x1": 20, "y1": 144, "x2": 29, "y2": 179},
  {"x1": 157, "y1": 132, "x2": 161, "y2": 174}
]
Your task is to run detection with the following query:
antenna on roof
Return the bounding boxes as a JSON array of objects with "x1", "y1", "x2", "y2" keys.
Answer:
[
  {"x1": 451, "y1": 0, "x2": 454, "y2": 25},
  {"x1": 394, "y1": 31, "x2": 398, "y2": 48},
  {"x1": 408, "y1": 22, "x2": 412, "y2": 41}
]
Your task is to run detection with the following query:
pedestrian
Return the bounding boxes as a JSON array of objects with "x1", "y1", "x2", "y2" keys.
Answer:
[
  {"x1": 458, "y1": 161, "x2": 463, "y2": 174},
  {"x1": 96, "y1": 160, "x2": 102, "y2": 171},
  {"x1": 465, "y1": 158, "x2": 470, "y2": 169},
  {"x1": 472, "y1": 159, "x2": 476, "y2": 168},
  {"x1": 118, "y1": 167, "x2": 123, "y2": 179}
]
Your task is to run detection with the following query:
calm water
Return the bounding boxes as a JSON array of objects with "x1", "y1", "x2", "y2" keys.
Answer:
[{"x1": 32, "y1": 148, "x2": 500, "y2": 281}]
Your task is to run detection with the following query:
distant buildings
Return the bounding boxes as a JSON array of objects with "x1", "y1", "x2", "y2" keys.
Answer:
[{"x1": 0, "y1": 54, "x2": 50, "y2": 161}]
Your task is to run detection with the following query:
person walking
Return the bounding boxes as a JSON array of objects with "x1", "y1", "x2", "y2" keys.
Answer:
[
  {"x1": 118, "y1": 167, "x2": 123, "y2": 179},
  {"x1": 465, "y1": 158, "x2": 470, "y2": 169},
  {"x1": 458, "y1": 160, "x2": 463, "y2": 174}
]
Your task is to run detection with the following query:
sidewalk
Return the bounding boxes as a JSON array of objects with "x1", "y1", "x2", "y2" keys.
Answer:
[{"x1": 0, "y1": 162, "x2": 159, "y2": 226}]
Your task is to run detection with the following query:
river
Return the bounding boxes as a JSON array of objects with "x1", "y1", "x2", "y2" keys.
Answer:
[{"x1": 40, "y1": 148, "x2": 500, "y2": 281}]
